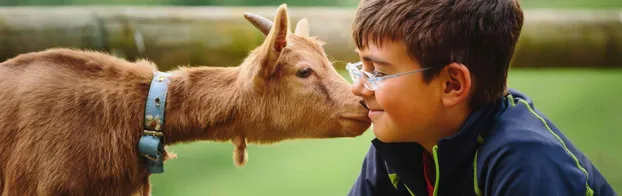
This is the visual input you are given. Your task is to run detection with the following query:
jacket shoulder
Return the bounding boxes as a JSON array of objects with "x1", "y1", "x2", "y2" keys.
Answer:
[{"x1": 475, "y1": 89, "x2": 615, "y2": 195}]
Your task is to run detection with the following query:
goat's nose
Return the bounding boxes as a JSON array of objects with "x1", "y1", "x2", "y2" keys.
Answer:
[{"x1": 359, "y1": 100, "x2": 369, "y2": 110}]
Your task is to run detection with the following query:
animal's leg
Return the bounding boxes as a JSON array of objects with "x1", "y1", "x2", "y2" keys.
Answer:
[
  {"x1": 142, "y1": 175, "x2": 152, "y2": 196},
  {"x1": 0, "y1": 170, "x2": 3, "y2": 195},
  {"x1": 232, "y1": 135, "x2": 248, "y2": 167}
]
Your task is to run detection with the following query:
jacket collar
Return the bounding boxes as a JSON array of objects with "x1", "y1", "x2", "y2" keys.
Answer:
[
  {"x1": 435, "y1": 96, "x2": 506, "y2": 175},
  {"x1": 371, "y1": 94, "x2": 511, "y2": 192}
]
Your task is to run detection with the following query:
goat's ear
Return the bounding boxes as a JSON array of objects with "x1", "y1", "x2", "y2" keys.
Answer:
[
  {"x1": 295, "y1": 18, "x2": 310, "y2": 37},
  {"x1": 252, "y1": 4, "x2": 289, "y2": 87},
  {"x1": 266, "y1": 4, "x2": 289, "y2": 54}
]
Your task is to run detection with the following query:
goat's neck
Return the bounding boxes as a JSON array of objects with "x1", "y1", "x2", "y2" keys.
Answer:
[{"x1": 162, "y1": 66, "x2": 243, "y2": 144}]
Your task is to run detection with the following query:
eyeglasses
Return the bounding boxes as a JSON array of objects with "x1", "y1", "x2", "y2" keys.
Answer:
[{"x1": 345, "y1": 61, "x2": 434, "y2": 91}]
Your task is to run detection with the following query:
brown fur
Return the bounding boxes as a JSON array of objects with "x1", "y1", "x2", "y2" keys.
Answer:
[{"x1": 0, "y1": 4, "x2": 370, "y2": 196}]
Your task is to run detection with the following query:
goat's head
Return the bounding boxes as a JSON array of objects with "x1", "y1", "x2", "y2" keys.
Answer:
[{"x1": 238, "y1": 4, "x2": 371, "y2": 144}]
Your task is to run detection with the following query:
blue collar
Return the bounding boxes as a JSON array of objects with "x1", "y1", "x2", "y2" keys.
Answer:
[{"x1": 138, "y1": 71, "x2": 172, "y2": 174}]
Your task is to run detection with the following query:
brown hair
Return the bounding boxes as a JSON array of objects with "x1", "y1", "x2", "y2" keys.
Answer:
[{"x1": 352, "y1": 0, "x2": 524, "y2": 108}]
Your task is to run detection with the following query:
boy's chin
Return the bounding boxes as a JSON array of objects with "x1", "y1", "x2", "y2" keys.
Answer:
[{"x1": 372, "y1": 127, "x2": 404, "y2": 143}]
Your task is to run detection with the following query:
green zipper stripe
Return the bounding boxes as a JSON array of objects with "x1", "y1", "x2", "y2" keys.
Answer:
[
  {"x1": 432, "y1": 145, "x2": 440, "y2": 196},
  {"x1": 404, "y1": 184, "x2": 416, "y2": 196},
  {"x1": 389, "y1": 173, "x2": 400, "y2": 189},
  {"x1": 518, "y1": 99, "x2": 594, "y2": 196},
  {"x1": 507, "y1": 94, "x2": 516, "y2": 107},
  {"x1": 474, "y1": 135, "x2": 485, "y2": 196},
  {"x1": 473, "y1": 93, "x2": 514, "y2": 196},
  {"x1": 388, "y1": 173, "x2": 415, "y2": 196},
  {"x1": 477, "y1": 135, "x2": 484, "y2": 143},
  {"x1": 473, "y1": 149, "x2": 482, "y2": 196}
]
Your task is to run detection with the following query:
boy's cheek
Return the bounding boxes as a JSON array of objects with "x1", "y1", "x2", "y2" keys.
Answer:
[
  {"x1": 370, "y1": 113, "x2": 408, "y2": 142},
  {"x1": 379, "y1": 102, "x2": 437, "y2": 141}
]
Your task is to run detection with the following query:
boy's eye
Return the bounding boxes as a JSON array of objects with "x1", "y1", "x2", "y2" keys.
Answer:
[{"x1": 372, "y1": 70, "x2": 387, "y2": 77}]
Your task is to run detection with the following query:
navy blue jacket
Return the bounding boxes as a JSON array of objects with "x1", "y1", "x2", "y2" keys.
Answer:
[{"x1": 348, "y1": 88, "x2": 616, "y2": 196}]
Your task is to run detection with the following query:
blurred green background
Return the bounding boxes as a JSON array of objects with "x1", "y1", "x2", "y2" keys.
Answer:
[{"x1": 1, "y1": 0, "x2": 621, "y2": 195}]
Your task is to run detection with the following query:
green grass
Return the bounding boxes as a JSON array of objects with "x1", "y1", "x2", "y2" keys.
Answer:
[{"x1": 151, "y1": 68, "x2": 622, "y2": 195}]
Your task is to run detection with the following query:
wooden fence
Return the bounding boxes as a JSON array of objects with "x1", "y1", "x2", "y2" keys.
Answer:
[{"x1": 0, "y1": 6, "x2": 621, "y2": 69}]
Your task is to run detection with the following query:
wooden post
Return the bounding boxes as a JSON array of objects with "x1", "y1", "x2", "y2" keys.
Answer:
[{"x1": 0, "y1": 7, "x2": 620, "y2": 70}]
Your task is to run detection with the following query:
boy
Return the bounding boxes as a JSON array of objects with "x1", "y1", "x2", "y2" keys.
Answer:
[{"x1": 345, "y1": 0, "x2": 615, "y2": 195}]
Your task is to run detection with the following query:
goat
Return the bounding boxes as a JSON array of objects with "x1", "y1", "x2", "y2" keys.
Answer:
[{"x1": 0, "y1": 4, "x2": 371, "y2": 196}]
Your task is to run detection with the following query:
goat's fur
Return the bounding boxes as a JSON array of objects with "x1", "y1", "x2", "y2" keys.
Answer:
[{"x1": 0, "y1": 4, "x2": 371, "y2": 196}]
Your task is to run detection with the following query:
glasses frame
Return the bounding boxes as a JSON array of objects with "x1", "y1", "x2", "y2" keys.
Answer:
[{"x1": 345, "y1": 61, "x2": 435, "y2": 91}]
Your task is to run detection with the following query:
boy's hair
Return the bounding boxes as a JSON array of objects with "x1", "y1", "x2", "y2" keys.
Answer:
[{"x1": 352, "y1": 0, "x2": 524, "y2": 109}]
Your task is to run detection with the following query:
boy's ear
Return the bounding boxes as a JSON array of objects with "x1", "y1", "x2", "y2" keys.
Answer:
[
  {"x1": 244, "y1": 4, "x2": 290, "y2": 88},
  {"x1": 440, "y1": 63, "x2": 472, "y2": 108}
]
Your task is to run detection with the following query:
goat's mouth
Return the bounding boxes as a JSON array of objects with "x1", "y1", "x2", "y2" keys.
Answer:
[
  {"x1": 337, "y1": 115, "x2": 372, "y2": 137},
  {"x1": 339, "y1": 115, "x2": 372, "y2": 124}
]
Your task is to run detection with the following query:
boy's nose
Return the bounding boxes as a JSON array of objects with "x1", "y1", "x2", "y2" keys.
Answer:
[{"x1": 350, "y1": 77, "x2": 374, "y2": 98}]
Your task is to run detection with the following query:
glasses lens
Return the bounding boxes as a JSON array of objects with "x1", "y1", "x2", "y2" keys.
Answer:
[
  {"x1": 364, "y1": 80, "x2": 377, "y2": 91},
  {"x1": 347, "y1": 70, "x2": 358, "y2": 83},
  {"x1": 347, "y1": 62, "x2": 377, "y2": 91},
  {"x1": 346, "y1": 62, "x2": 361, "y2": 83}
]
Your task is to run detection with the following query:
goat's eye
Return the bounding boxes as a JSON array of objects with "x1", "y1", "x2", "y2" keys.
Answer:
[{"x1": 296, "y1": 67, "x2": 313, "y2": 78}]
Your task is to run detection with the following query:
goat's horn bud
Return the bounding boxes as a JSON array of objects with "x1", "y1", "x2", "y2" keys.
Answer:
[{"x1": 243, "y1": 12, "x2": 274, "y2": 36}]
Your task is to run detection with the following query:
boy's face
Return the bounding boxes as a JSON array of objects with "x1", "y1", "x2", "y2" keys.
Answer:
[{"x1": 352, "y1": 40, "x2": 445, "y2": 143}]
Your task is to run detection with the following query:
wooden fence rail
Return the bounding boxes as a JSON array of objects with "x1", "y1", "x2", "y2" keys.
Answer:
[{"x1": 0, "y1": 6, "x2": 621, "y2": 69}]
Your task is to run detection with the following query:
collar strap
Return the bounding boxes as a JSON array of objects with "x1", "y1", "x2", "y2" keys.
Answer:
[{"x1": 138, "y1": 71, "x2": 171, "y2": 174}]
